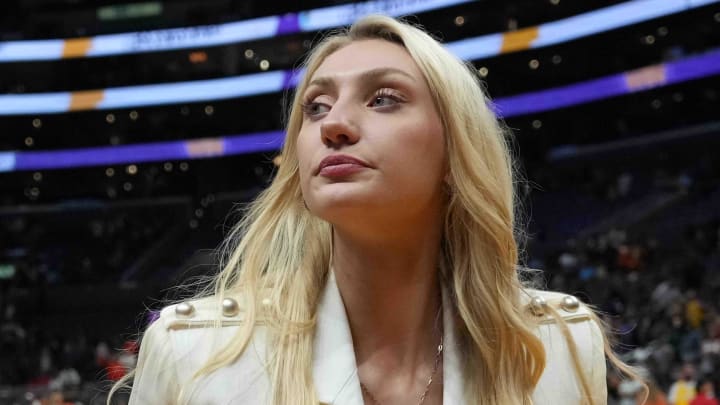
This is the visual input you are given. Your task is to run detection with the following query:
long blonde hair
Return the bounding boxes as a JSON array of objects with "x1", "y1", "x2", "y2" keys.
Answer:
[
  {"x1": 210, "y1": 14, "x2": 544, "y2": 404},
  {"x1": 114, "y1": 14, "x2": 644, "y2": 405}
]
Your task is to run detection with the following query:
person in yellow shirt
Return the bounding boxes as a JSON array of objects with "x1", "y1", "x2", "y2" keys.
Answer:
[
  {"x1": 686, "y1": 293, "x2": 704, "y2": 330},
  {"x1": 668, "y1": 364, "x2": 697, "y2": 405}
]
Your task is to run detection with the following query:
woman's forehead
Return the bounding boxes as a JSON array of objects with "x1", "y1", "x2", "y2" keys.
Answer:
[{"x1": 310, "y1": 39, "x2": 423, "y2": 84}]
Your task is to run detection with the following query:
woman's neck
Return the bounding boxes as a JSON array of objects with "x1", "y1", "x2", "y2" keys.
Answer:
[{"x1": 331, "y1": 223, "x2": 443, "y2": 373}]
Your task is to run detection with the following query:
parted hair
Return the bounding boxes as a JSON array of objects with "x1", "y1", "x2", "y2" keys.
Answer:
[{"x1": 111, "y1": 14, "x2": 643, "y2": 405}]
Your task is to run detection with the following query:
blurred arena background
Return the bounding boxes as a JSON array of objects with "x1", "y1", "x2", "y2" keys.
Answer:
[{"x1": 1, "y1": 0, "x2": 719, "y2": 404}]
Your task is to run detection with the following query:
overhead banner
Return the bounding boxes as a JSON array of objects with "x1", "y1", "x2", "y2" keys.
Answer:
[
  {"x1": 2, "y1": 49, "x2": 719, "y2": 172},
  {"x1": 0, "y1": 0, "x2": 717, "y2": 62},
  {"x1": 1, "y1": 47, "x2": 718, "y2": 116},
  {"x1": 0, "y1": 0, "x2": 471, "y2": 62}
]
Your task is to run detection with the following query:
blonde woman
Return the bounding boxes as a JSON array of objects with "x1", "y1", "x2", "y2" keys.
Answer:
[{"x1": 118, "y1": 15, "x2": 640, "y2": 405}]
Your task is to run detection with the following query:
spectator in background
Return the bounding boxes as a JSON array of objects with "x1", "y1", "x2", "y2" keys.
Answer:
[
  {"x1": 686, "y1": 291, "x2": 705, "y2": 330},
  {"x1": 669, "y1": 364, "x2": 697, "y2": 405},
  {"x1": 116, "y1": 340, "x2": 138, "y2": 372},
  {"x1": 618, "y1": 376, "x2": 645, "y2": 405},
  {"x1": 644, "y1": 381, "x2": 668, "y2": 405},
  {"x1": 41, "y1": 391, "x2": 72, "y2": 405},
  {"x1": 690, "y1": 378, "x2": 719, "y2": 405},
  {"x1": 105, "y1": 354, "x2": 128, "y2": 382}
]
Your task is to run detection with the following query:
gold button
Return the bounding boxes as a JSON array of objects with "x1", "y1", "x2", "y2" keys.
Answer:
[
  {"x1": 529, "y1": 296, "x2": 548, "y2": 317},
  {"x1": 560, "y1": 295, "x2": 580, "y2": 312},
  {"x1": 175, "y1": 302, "x2": 195, "y2": 317},
  {"x1": 222, "y1": 298, "x2": 239, "y2": 317}
]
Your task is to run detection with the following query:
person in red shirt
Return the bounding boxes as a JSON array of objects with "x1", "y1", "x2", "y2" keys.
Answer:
[{"x1": 691, "y1": 378, "x2": 720, "y2": 405}]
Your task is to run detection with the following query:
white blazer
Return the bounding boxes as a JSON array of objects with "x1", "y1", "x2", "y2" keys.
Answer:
[{"x1": 128, "y1": 273, "x2": 607, "y2": 404}]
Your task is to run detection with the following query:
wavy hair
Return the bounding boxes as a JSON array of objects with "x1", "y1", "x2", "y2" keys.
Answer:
[
  {"x1": 217, "y1": 14, "x2": 545, "y2": 404},
  {"x1": 112, "y1": 14, "x2": 643, "y2": 405}
]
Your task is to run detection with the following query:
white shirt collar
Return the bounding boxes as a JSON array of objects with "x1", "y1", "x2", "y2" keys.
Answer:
[{"x1": 313, "y1": 271, "x2": 465, "y2": 404}]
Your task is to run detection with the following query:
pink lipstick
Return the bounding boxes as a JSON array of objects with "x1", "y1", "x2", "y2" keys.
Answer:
[{"x1": 317, "y1": 154, "x2": 370, "y2": 178}]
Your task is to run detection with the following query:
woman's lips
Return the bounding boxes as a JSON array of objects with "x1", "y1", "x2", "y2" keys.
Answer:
[{"x1": 317, "y1": 154, "x2": 370, "y2": 177}]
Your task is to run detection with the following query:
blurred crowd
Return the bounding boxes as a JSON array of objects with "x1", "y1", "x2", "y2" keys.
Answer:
[
  {"x1": 0, "y1": 327, "x2": 137, "y2": 404},
  {"x1": 527, "y1": 161, "x2": 720, "y2": 404}
]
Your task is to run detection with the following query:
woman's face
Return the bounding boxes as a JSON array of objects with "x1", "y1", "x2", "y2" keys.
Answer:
[{"x1": 296, "y1": 39, "x2": 446, "y2": 226}]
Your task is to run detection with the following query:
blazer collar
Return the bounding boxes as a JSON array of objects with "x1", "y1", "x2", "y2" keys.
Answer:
[{"x1": 312, "y1": 271, "x2": 465, "y2": 404}]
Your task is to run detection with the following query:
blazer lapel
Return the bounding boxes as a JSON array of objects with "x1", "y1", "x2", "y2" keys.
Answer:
[
  {"x1": 313, "y1": 272, "x2": 364, "y2": 405},
  {"x1": 441, "y1": 288, "x2": 465, "y2": 405}
]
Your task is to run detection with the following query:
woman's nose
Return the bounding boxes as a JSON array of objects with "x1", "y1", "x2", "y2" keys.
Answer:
[{"x1": 320, "y1": 108, "x2": 360, "y2": 148}]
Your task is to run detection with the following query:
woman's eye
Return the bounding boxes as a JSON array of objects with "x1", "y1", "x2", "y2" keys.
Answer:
[
  {"x1": 301, "y1": 102, "x2": 330, "y2": 116},
  {"x1": 370, "y1": 96, "x2": 398, "y2": 107},
  {"x1": 369, "y1": 89, "x2": 403, "y2": 108}
]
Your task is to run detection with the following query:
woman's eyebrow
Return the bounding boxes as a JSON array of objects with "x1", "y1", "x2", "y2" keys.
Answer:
[{"x1": 307, "y1": 67, "x2": 417, "y2": 90}]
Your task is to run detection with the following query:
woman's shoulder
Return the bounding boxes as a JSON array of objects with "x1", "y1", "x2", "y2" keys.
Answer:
[
  {"x1": 139, "y1": 291, "x2": 272, "y2": 374},
  {"x1": 519, "y1": 287, "x2": 603, "y2": 352},
  {"x1": 522, "y1": 288, "x2": 608, "y2": 404},
  {"x1": 521, "y1": 288, "x2": 594, "y2": 323},
  {"x1": 129, "y1": 292, "x2": 272, "y2": 404}
]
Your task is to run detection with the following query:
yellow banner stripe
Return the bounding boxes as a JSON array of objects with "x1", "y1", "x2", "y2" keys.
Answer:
[
  {"x1": 62, "y1": 38, "x2": 92, "y2": 58},
  {"x1": 501, "y1": 27, "x2": 539, "y2": 53},
  {"x1": 69, "y1": 90, "x2": 104, "y2": 111}
]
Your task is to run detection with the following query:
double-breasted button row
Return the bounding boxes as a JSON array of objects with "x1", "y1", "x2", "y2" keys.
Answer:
[
  {"x1": 529, "y1": 295, "x2": 581, "y2": 317},
  {"x1": 174, "y1": 297, "x2": 272, "y2": 318}
]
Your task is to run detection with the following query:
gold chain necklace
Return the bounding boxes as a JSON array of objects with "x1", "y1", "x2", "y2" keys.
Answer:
[{"x1": 359, "y1": 334, "x2": 444, "y2": 405}]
